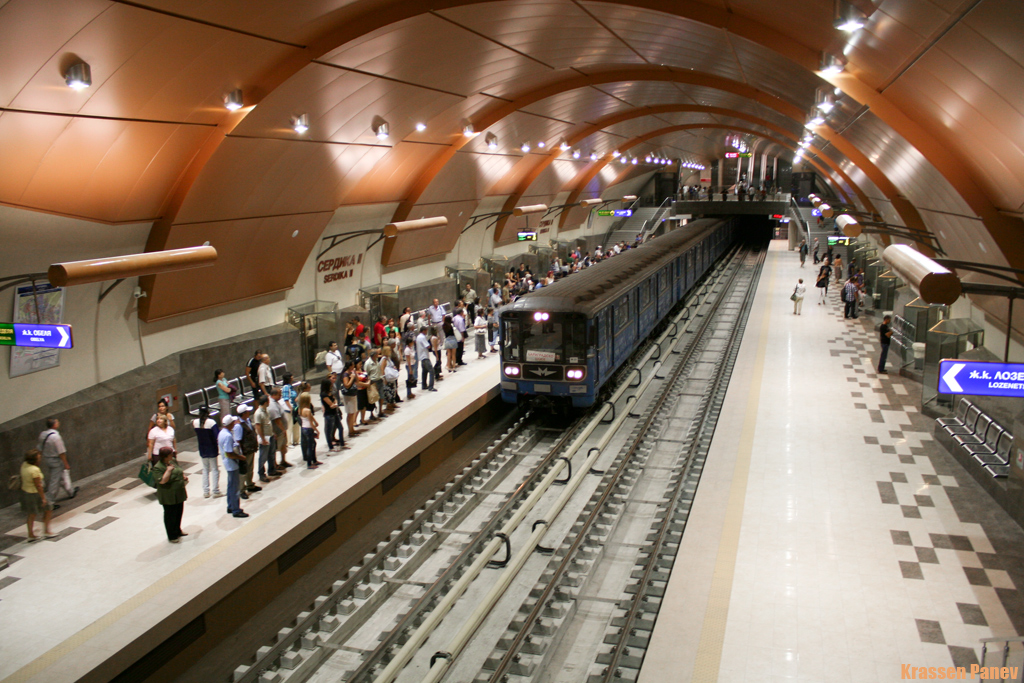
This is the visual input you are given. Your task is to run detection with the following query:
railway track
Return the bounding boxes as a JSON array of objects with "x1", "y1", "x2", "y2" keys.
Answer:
[{"x1": 223, "y1": 242, "x2": 765, "y2": 683}]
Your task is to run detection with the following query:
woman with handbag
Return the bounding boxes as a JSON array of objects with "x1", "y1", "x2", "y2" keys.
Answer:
[
  {"x1": 792, "y1": 278, "x2": 806, "y2": 315},
  {"x1": 215, "y1": 369, "x2": 233, "y2": 420},
  {"x1": 341, "y1": 362, "x2": 362, "y2": 436},
  {"x1": 443, "y1": 315, "x2": 458, "y2": 372},
  {"x1": 382, "y1": 355, "x2": 400, "y2": 414},
  {"x1": 152, "y1": 447, "x2": 188, "y2": 543}
]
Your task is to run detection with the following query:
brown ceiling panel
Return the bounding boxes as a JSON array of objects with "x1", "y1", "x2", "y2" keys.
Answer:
[
  {"x1": 172, "y1": 136, "x2": 391, "y2": 224},
  {"x1": 436, "y1": 0, "x2": 647, "y2": 71},
  {"x1": 0, "y1": 0, "x2": 108, "y2": 107},
  {"x1": 519, "y1": 88, "x2": 625, "y2": 123},
  {"x1": 8, "y1": 117, "x2": 213, "y2": 222},
  {"x1": 8, "y1": 2, "x2": 297, "y2": 122},
  {"x1": 142, "y1": 211, "x2": 333, "y2": 321},
  {"x1": 418, "y1": 151, "x2": 522, "y2": 205},
  {"x1": 319, "y1": 12, "x2": 551, "y2": 97},
  {"x1": 0, "y1": 111, "x2": 72, "y2": 207},
  {"x1": 343, "y1": 142, "x2": 453, "y2": 204},
  {"x1": 578, "y1": 2, "x2": 744, "y2": 82},
  {"x1": 460, "y1": 110, "x2": 574, "y2": 156}
]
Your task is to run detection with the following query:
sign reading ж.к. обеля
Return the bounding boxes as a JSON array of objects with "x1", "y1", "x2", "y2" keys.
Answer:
[
  {"x1": 938, "y1": 360, "x2": 1024, "y2": 398},
  {"x1": 0, "y1": 323, "x2": 73, "y2": 349}
]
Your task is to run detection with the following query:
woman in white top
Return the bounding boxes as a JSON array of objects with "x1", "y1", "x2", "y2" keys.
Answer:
[
  {"x1": 148, "y1": 398, "x2": 175, "y2": 432},
  {"x1": 474, "y1": 312, "x2": 488, "y2": 359},
  {"x1": 792, "y1": 278, "x2": 806, "y2": 315},
  {"x1": 147, "y1": 416, "x2": 177, "y2": 463}
]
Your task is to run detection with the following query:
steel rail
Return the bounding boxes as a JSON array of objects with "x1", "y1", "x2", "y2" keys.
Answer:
[
  {"x1": 478, "y1": 245, "x2": 752, "y2": 683},
  {"x1": 598, "y1": 246, "x2": 767, "y2": 682},
  {"x1": 369, "y1": 248, "x2": 740, "y2": 683}
]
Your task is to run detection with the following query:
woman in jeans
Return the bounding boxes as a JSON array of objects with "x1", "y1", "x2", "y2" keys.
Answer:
[
  {"x1": 297, "y1": 392, "x2": 320, "y2": 469},
  {"x1": 152, "y1": 447, "x2": 188, "y2": 543},
  {"x1": 193, "y1": 405, "x2": 221, "y2": 498}
]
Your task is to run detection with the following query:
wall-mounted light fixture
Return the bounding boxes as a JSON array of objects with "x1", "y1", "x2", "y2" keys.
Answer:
[
  {"x1": 224, "y1": 89, "x2": 244, "y2": 111},
  {"x1": 64, "y1": 62, "x2": 91, "y2": 90}
]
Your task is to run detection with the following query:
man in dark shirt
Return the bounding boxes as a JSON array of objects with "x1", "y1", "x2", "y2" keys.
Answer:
[
  {"x1": 878, "y1": 315, "x2": 893, "y2": 374},
  {"x1": 246, "y1": 349, "x2": 262, "y2": 394}
]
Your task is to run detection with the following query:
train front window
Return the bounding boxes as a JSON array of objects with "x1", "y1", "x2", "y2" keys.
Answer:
[
  {"x1": 503, "y1": 315, "x2": 587, "y2": 363},
  {"x1": 523, "y1": 319, "x2": 563, "y2": 362}
]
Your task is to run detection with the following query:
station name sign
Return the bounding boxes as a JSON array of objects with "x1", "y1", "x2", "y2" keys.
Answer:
[
  {"x1": 938, "y1": 360, "x2": 1024, "y2": 398},
  {"x1": 596, "y1": 209, "x2": 633, "y2": 217},
  {"x1": 0, "y1": 323, "x2": 73, "y2": 349}
]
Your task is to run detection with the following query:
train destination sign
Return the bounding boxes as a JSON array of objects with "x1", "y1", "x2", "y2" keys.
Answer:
[
  {"x1": 938, "y1": 360, "x2": 1024, "y2": 398},
  {"x1": 596, "y1": 209, "x2": 633, "y2": 217},
  {"x1": 0, "y1": 323, "x2": 73, "y2": 349}
]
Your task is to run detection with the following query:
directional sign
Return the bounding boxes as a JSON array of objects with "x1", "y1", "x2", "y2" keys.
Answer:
[
  {"x1": 517, "y1": 230, "x2": 537, "y2": 242},
  {"x1": 938, "y1": 360, "x2": 1024, "y2": 398},
  {"x1": 725, "y1": 152, "x2": 752, "y2": 158},
  {"x1": 596, "y1": 209, "x2": 633, "y2": 217},
  {"x1": 0, "y1": 323, "x2": 73, "y2": 349}
]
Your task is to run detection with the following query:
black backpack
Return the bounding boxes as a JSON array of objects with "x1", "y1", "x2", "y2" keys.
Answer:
[{"x1": 239, "y1": 421, "x2": 259, "y2": 455}]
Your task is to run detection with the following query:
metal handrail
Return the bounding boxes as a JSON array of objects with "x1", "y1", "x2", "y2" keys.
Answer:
[{"x1": 980, "y1": 636, "x2": 1024, "y2": 682}]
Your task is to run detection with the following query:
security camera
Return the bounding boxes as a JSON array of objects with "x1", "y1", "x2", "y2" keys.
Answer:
[{"x1": 133, "y1": 286, "x2": 147, "y2": 299}]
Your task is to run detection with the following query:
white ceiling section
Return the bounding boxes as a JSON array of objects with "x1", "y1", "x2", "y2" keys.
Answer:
[{"x1": 0, "y1": 0, "x2": 1021, "y2": 323}]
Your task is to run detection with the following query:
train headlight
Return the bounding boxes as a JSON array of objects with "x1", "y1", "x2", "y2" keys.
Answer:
[
  {"x1": 503, "y1": 364, "x2": 521, "y2": 377},
  {"x1": 566, "y1": 367, "x2": 586, "y2": 381},
  {"x1": 532, "y1": 312, "x2": 550, "y2": 321}
]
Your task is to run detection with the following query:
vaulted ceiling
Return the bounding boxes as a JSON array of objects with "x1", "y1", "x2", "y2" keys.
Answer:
[{"x1": 1, "y1": 0, "x2": 1021, "y2": 322}]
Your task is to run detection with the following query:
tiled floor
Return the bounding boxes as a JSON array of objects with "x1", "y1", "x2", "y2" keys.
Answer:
[
  {"x1": 0, "y1": 352, "x2": 500, "y2": 682},
  {"x1": 642, "y1": 241, "x2": 1024, "y2": 683}
]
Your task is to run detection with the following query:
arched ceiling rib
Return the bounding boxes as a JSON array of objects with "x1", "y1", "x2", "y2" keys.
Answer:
[{"x1": 2, "y1": 0, "x2": 1022, "y2": 321}]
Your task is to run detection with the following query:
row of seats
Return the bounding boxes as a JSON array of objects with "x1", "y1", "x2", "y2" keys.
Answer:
[
  {"x1": 183, "y1": 363, "x2": 291, "y2": 419},
  {"x1": 936, "y1": 397, "x2": 1013, "y2": 478}
]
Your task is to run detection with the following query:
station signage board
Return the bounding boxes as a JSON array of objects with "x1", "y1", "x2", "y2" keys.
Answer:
[
  {"x1": 596, "y1": 209, "x2": 633, "y2": 217},
  {"x1": 938, "y1": 360, "x2": 1024, "y2": 398},
  {"x1": 0, "y1": 323, "x2": 73, "y2": 349},
  {"x1": 517, "y1": 231, "x2": 537, "y2": 242},
  {"x1": 725, "y1": 152, "x2": 752, "y2": 158},
  {"x1": 827, "y1": 236, "x2": 851, "y2": 246}
]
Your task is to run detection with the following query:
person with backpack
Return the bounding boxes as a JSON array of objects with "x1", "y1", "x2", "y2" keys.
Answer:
[
  {"x1": 235, "y1": 404, "x2": 260, "y2": 497},
  {"x1": 193, "y1": 406, "x2": 221, "y2": 498}
]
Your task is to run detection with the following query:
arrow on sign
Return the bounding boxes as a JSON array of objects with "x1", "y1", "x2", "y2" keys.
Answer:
[
  {"x1": 57, "y1": 326, "x2": 70, "y2": 348},
  {"x1": 942, "y1": 363, "x2": 965, "y2": 392}
]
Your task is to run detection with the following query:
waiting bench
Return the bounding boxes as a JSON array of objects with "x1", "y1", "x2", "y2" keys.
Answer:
[
  {"x1": 183, "y1": 363, "x2": 296, "y2": 419},
  {"x1": 935, "y1": 397, "x2": 1013, "y2": 478}
]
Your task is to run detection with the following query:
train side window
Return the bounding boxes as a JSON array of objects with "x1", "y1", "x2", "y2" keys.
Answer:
[
  {"x1": 615, "y1": 295, "x2": 630, "y2": 330},
  {"x1": 660, "y1": 266, "x2": 669, "y2": 291},
  {"x1": 639, "y1": 280, "x2": 651, "y2": 309},
  {"x1": 502, "y1": 319, "x2": 520, "y2": 360}
]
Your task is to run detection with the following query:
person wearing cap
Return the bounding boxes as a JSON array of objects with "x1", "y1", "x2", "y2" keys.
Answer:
[
  {"x1": 218, "y1": 414, "x2": 249, "y2": 518},
  {"x1": 234, "y1": 403, "x2": 260, "y2": 496}
]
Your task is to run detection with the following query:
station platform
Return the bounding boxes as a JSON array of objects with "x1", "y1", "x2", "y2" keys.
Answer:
[
  {"x1": 641, "y1": 241, "x2": 1024, "y2": 682},
  {"x1": 0, "y1": 352, "x2": 502, "y2": 683}
]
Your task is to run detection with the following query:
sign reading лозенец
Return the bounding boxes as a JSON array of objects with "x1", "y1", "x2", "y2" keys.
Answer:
[
  {"x1": 0, "y1": 323, "x2": 73, "y2": 349},
  {"x1": 938, "y1": 360, "x2": 1024, "y2": 398}
]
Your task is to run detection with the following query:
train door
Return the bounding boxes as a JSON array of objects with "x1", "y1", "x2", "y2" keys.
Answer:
[{"x1": 598, "y1": 309, "x2": 612, "y2": 382}]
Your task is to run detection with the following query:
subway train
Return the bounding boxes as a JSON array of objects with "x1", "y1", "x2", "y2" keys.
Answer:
[{"x1": 498, "y1": 217, "x2": 736, "y2": 408}]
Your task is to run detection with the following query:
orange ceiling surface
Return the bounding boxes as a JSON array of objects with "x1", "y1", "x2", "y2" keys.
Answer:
[{"x1": 1, "y1": 0, "x2": 1022, "y2": 321}]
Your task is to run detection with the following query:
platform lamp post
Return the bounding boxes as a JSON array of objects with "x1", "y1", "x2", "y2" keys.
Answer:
[{"x1": 882, "y1": 243, "x2": 1024, "y2": 362}]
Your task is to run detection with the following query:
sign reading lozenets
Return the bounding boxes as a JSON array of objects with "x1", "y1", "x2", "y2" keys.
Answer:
[
  {"x1": 0, "y1": 323, "x2": 73, "y2": 349},
  {"x1": 938, "y1": 360, "x2": 1024, "y2": 398}
]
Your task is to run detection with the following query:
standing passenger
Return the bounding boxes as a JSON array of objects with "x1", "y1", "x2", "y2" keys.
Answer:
[
  {"x1": 153, "y1": 447, "x2": 188, "y2": 543},
  {"x1": 799, "y1": 239, "x2": 808, "y2": 267},
  {"x1": 792, "y1": 278, "x2": 806, "y2": 315},
  {"x1": 193, "y1": 406, "x2": 221, "y2": 498},
  {"x1": 878, "y1": 315, "x2": 893, "y2": 374},
  {"x1": 38, "y1": 418, "x2": 77, "y2": 508},
  {"x1": 417, "y1": 327, "x2": 436, "y2": 392},
  {"x1": 816, "y1": 258, "x2": 831, "y2": 304},
  {"x1": 297, "y1": 392, "x2": 320, "y2": 469},
  {"x1": 20, "y1": 449, "x2": 53, "y2": 541},
  {"x1": 218, "y1": 415, "x2": 248, "y2": 518}
]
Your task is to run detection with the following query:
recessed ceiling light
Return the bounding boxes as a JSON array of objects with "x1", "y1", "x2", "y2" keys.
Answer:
[
  {"x1": 415, "y1": 122, "x2": 427, "y2": 132},
  {"x1": 292, "y1": 114, "x2": 309, "y2": 134},
  {"x1": 64, "y1": 62, "x2": 91, "y2": 91},
  {"x1": 224, "y1": 88, "x2": 244, "y2": 111}
]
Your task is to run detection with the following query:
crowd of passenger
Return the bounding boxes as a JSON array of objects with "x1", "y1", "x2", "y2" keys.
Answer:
[
  {"x1": 14, "y1": 238, "x2": 652, "y2": 545},
  {"x1": 791, "y1": 237, "x2": 869, "y2": 320}
]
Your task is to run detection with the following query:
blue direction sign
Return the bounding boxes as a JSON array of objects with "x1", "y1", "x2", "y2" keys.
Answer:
[
  {"x1": 938, "y1": 360, "x2": 1024, "y2": 398},
  {"x1": 0, "y1": 323, "x2": 73, "y2": 349}
]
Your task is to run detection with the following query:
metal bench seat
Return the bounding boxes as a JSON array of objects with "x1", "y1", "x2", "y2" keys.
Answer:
[
  {"x1": 985, "y1": 464, "x2": 1009, "y2": 478},
  {"x1": 184, "y1": 389, "x2": 206, "y2": 418},
  {"x1": 953, "y1": 415, "x2": 993, "y2": 446},
  {"x1": 962, "y1": 427, "x2": 1005, "y2": 457},
  {"x1": 943, "y1": 405, "x2": 981, "y2": 437},
  {"x1": 936, "y1": 397, "x2": 972, "y2": 427}
]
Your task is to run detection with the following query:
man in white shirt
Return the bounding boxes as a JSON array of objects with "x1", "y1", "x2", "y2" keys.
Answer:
[
  {"x1": 464, "y1": 283, "x2": 478, "y2": 320},
  {"x1": 257, "y1": 353, "x2": 274, "y2": 396},
  {"x1": 427, "y1": 299, "x2": 445, "y2": 337},
  {"x1": 416, "y1": 328, "x2": 436, "y2": 392},
  {"x1": 325, "y1": 341, "x2": 344, "y2": 396}
]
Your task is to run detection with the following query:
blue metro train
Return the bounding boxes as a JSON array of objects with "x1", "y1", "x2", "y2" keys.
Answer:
[{"x1": 498, "y1": 217, "x2": 736, "y2": 408}]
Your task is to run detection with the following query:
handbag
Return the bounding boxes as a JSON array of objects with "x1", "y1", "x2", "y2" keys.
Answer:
[
  {"x1": 138, "y1": 461, "x2": 157, "y2": 488},
  {"x1": 7, "y1": 474, "x2": 22, "y2": 491},
  {"x1": 367, "y1": 383, "x2": 380, "y2": 404},
  {"x1": 790, "y1": 292, "x2": 798, "y2": 301},
  {"x1": 454, "y1": 327, "x2": 463, "y2": 342}
]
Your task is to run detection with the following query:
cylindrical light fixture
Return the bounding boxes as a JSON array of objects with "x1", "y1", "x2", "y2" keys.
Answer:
[
  {"x1": 64, "y1": 62, "x2": 92, "y2": 90},
  {"x1": 224, "y1": 89, "x2": 244, "y2": 111},
  {"x1": 512, "y1": 204, "x2": 548, "y2": 217},
  {"x1": 621, "y1": 195, "x2": 638, "y2": 202},
  {"x1": 836, "y1": 214, "x2": 861, "y2": 237},
  {"x1": 580, "y1": 198, "x2": 604, "y2": 207},
  {"x1": 383, "y1": 216, "x2": 448, "y2": 237},
  {"x1": 463, "y1": 123, "x2": 476, "y2": 137},
  {"x1": 882, "y1": 244, "x2": 962, "y2": 305},
  {"x1": 48, "y1": 246, "x2": 218, "y2": 287},
  {"x1": 819, "y1": 203, "x2": 834, "y2": 218}
]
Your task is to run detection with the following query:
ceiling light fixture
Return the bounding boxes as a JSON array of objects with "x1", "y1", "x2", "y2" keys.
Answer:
[
  {"x1": 560, "y1": 141, "x2": 570, "y2": 151},
  {"x1": 572, "y1": 149, "x2": 581, "y2": 159},
  {"x1": 612, "y1": 150, "x2": 620, "y2": 158},
  {"x1": 485, "y1": 132, "x2": 498, "y2": 151},
  {"x1": 374, "y1": 120, "x2": 390, "y2": 140},
  {"x1": 537, "y1": 141, "x2": 545, "y2": 149},
  {"x1": 224, "y1": 88, "x2": 244, "y2": 111},
  {"x1": 292, "y1": 114, "x2": 309, "y2": 134},
  {"x1": 463, "y1": 123, "x2": 477, "y2": 137},
  {"x1": 64, "y1": 62, "x2": 92, "y2": 91},
  {"x1": 415, "y1": 122, "x2": 427, "y2": 132},
  {"x1": 631, "y1": 157, "x2": 638, "y2": 165},
  {"x1": 590, "y1": 152, "x2": 598, "y2": 161},
  {"x1": 816, "y1": 93, "x2": 835, "y2": 114},
  {"x1": 820, "y1": 52, "x2": 846, "y2": 75},
  {"x1": 521, "y1": 142, "x2": 531, "y2": 153},
  {"x1": 833, "y1": 1, "x2": 867, "y2": 31}
]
